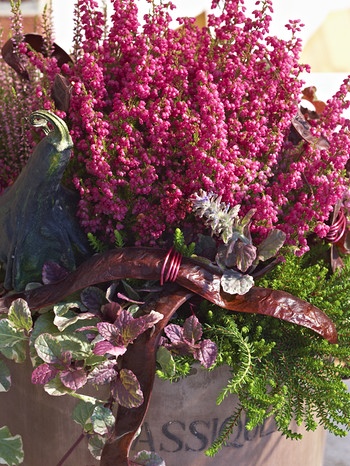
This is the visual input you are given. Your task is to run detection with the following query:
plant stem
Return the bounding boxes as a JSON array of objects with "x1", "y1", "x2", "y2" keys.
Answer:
[{"x1": 55, "y1": 433, "x2": 85, "y2": 466}]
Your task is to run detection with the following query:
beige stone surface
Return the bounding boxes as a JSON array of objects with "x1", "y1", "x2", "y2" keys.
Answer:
[
  {"x1": 323, "y1": 379, "x2": 350, "y2": 466},
  {"x1": 133, "y1": 366, "x2": 326, "y2": 466},
  {"x1": 2, "y1": 360, "x2": 344, "y2": 466}
]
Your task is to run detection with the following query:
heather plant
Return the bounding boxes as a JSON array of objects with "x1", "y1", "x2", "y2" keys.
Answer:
[
  {"x1": 2, "y1": 1, "x2": 350, "y2": 466},
  {"x1": 2, "y1": 0, "x2": 350, "y2": 253}
]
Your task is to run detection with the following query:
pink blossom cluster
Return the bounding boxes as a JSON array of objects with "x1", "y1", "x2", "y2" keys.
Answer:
[{"x1": 4, "y1": 0, "x2": 350, "y2": 253}]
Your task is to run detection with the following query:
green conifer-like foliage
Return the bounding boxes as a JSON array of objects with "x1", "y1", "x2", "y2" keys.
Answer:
[{"x1": 160, "y1": 249, "x2": 350, "y2": 455}]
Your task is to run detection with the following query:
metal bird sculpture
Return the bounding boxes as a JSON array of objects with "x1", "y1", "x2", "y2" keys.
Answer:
[{"x1": 0, "y1": 110, "x2": 90, "y2": 291}]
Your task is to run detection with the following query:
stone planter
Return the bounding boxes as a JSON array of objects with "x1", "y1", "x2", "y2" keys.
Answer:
[
  {"x1": 0, "y1": 360, "x2": 325, "y2": 466},
  {"x1": 132, "y1": 365, "x2": 326, "y2": 466},
  {"x1": 0, "y1": 357, "x2": 98, "y2": 466}
]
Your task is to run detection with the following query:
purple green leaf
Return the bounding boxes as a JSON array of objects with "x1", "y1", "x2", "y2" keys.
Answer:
[
  {"x1": 89, "y1": 361, "x2": 118, "y2": 385},
  {"x1": 113, "y1": 368, "x2": 143, "y2": 408},
  {"x1": 116, "y1": 310, "x2": 163, "y2": 345},
  {"x1": 163, "y1": 324, "x2": 183, "y2": 343},
  {"x1": 80, "y1": 286, "x2": 106, "y2": 313},
  {"x1": 183, "y1": 315, "x2": 202, "y2": 343},
  {"x1": 60, "y1": 368, "x2": 88, "y2": 390},
  {"x1": 97, "y1": 321, "x2": 121, "y2": 342},
  {"x1": 257, "y1": 229, "x2": 286, "y2": 262},
  {"x1": 101, "y1": 301, "x2": 124, "y2": 322},
  {"x1": 31, "y1": 363, "x2": 58, "y2": 385},
  {"x1": 234, "y1": 242, "x2": 257, "y2": 272},
  {"x1": 195, "y1": 340, "x2": 218, "y2": 369},
  {"x1": 42, "y1": 261, "x2": 69, "y2": 285},
  {"x1": 93, "y1": 340, "x2": 127, "y2": 357},
  {"x1": 114, "y1": 309, "x2": 134, "y2": 333},
  {"x1": 224, "y1": 239, "x2": 256, "y2": 272}
]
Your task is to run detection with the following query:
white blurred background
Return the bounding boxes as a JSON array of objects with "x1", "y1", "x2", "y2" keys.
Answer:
[{"x1": 51, "y1": 0, "x2": 350, "y2": 104}]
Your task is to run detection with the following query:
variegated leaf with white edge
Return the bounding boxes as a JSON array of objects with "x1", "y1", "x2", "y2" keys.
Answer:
[{"x1": 221, "y1": 270, "x2": 254, "y2": 295}]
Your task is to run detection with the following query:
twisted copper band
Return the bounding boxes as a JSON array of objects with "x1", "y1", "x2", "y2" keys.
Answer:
[
  {"x1": 160, "y1": 247, "x2": 183, "y2": 286},
  {"x1": 326, "y1": 210, "x2": 347, "y2": 243}
]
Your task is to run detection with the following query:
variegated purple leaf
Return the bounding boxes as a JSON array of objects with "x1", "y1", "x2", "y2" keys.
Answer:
[
  {"x1": 61, "y1": 350, "x2": 72, "y2": 367},
  {"x1": 93, "y1": 340, "x2": 127, "y2": 357},
  {"x1": 118, "y1": 310, "x2": 163, "y2": 345},
  {"x1": 31, "y1": 363, "x2": 58, "y2": 385},
  {"x1": 60, "y1": 368, "x2": 87, "y2": 390},
  {"x1": 163, "y1": 322, "x2": 194, "y2": 355},
  {"x1": 114, "y1": 308, "x2": 134, "y2": 332},
  {"x1": 80, "y1": 286, "x2": 105, "y2": 313},
  {"x1": 195, "y1": 339, "x2": 218, "y2": 369},
  {"x1": 106, "y1": 282, "x2": 118, "y2": 302},
  {"x1": 236, "y1": 242, "x2": 257, "y2": 273},
  {"x1": 97, "y1": 322, "x2": 121, "y2": 343},
  {"x1": 225, "y1": 240, "x2": 256, "y2": 272},
  {"x1": 42, "y1": 261, "x2": 69, "y2": 285},
  {"x1": 164, "y1": 323, "x2": 184, "y2": 343},
  {"x1": 183, "y1": 315, "x2": 203, "y2": 343},
  {"x1": 167, "y1": 341, "x2": 194, "y2": 356},
  {"x1": 113, "y1": 368, "x2": 143, "y2": 409},
  {"x1": 89, "y1": 361, "x2": 118, "y2": 385},
  {"x1": 139, "y1": 311, "x2": 163, "y2": 327},
  {"x1": 101, "y1": 301, "x2": 123, "y2": 322}
]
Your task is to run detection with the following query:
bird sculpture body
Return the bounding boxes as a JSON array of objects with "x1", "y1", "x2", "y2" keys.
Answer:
[{"x1": 0, "y1": 110, "x2": 90, "y2": 291}]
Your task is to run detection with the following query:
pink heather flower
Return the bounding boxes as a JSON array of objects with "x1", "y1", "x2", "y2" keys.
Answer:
[{"x1": 2, "y1": 0, "x2": 350, "y2": 255}]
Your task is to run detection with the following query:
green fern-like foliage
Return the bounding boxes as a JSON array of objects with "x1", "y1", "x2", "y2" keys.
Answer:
[
  {"x1": 114, "y1": 229, "x2": 125, "y2": 248},
  {"x1": 173, "y1": 228, "x2": 196, "y2": 257},
  {"x1": 87, "y1": 232, "x2": 108, "y2": 253},
  {"x1": 88, "y1": 230, "x2": 125, "y2": 251}
]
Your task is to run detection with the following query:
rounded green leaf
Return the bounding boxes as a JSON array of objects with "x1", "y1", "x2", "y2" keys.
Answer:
[
  {"x1": 91, "y1": 406, "x2": 115, "y2": 436},
  {"x1": 87, "y1": 434, "x2": 105, "y2": 460},
  {"x1": 0, "y1": 321, "x2": 27, "y2": 363},
  {"x1": 156, "y1": 346, "x2": 175, "y2": 378},
  {"x1": 0, "y1": 426, "x2": 24, "y2": 465},
  {"x1": 8, "y1": 299, "x2": 33, "y2": 332},
  {"x1": 34, "y1": 334, "x2": 62, "y2": 364},
  {"x1": 0, "y1": 320, "x2": 27, "y2": 348},
  {"x1": 0, "y1": 360, "x2": 11, "y2": 392},
  {"x1": 44, "y1": 375, "x2": 73, "y2": 396},
  {"x1": 72, "y1": 400, "x2": 95, "y2": 431}
]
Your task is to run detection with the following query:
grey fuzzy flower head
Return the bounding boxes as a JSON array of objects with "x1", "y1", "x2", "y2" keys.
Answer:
[{"x1": 191, "y1": 190, "x2": 240, "y2": 243}]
